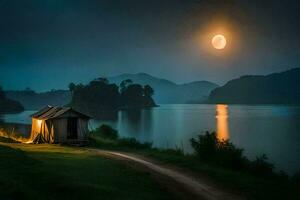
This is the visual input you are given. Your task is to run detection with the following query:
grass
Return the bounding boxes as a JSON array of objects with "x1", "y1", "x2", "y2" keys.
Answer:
[
  {"x1": 138, "y1": 149, "x2": 300, "y2": 200},
  {"x1": 89, "y1": 125, "x2": 152, "y2": 150},
  {"x1": 0, "y1": 141, "x2": 175, "y2": 200},
  {"x1": 89, "y1": 127, "x2": 300, "y2": 200},
  {"x1": 0, "y1": 136, "x2": 20, "y2": 143},
  {"x1": 0, "y1": 123, "x2": 30, "y2": 143},
  {"x1": 1, "y1": 123, "x2": 300, "y2": 200}
]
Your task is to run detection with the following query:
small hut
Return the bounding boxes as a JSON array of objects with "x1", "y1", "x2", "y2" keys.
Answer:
[{"x1": 29, "y1": 106, "x2": 91, "y2": 144}]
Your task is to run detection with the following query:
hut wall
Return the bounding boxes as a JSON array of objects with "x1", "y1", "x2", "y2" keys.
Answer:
[
  {"x1": 77, "y1": 118, "x2": 89, "y2": 140},
  {"x1": 45, "y1": 120, "x2": 55, "y2": 143},
  {"x1": 52, "y1": 118, "x2": 68, "y2": 143}
]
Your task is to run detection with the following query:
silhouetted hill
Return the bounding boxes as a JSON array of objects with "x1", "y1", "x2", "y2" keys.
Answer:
[
  {"x1": 209, "y1": 68, "x2": 300, "y2": 104},
  {"x1": 109, "y1": 73, "x2": 219, "y2": 103},
  {"x1": 69, "y1": 78, "x2": 156, "y2": 118},
  {"x1": 5, "y1": 90, "x2": 71, "y2": 110},
  {"x1": 0, "y1": 87, "x2": 24, "y2": 113}
]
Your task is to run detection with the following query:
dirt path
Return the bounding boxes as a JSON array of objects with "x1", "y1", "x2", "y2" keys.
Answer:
[{"x1": 89, "y1": 149, "x2": 244, "y2": 200}]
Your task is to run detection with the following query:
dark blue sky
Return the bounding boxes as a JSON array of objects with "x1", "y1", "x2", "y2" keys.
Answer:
[{"x1": 1, "y1": 0, "x2": 300, "y2": 91}]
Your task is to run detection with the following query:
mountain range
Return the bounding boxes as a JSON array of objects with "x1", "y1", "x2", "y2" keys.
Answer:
[
  {"x1": 5, "y1": 90, "x2": 71, "y2": 110},
  {"x1": 209, "y1": 68, "x2": 300, "y2": 104},
  {"x1": 5, "y1": 73, "x2": 218, "y2": 110},
  {"x1": 108, "y1": 73, "x2": 219, "y2": 104},
  {"x1": 0, "y1": 87, "x2": 24, "y2": 113},
  {"x1": 5, "y1": 68, "x2": 300, "y2": 111}
]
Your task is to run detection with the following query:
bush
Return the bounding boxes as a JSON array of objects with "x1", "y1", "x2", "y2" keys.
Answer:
[
  {"x1": 118, "y1": 138, "x2": 152, "y2": 149},
  {"x1": 190, "y1": 131, "x2": 246, "y2": 169},
  {"x1": 190, "y1": 131, "x2": 218, "y2": 161},
  {"x1": 90, "y1": 124, "x2": 118, "y2": 140},
  {"x1": 215, "y1": 140, "x2": 246, "y2": 169},
  {"x1": 89, "y1": 125, "x2": 152, "y2": 150},
  {"x1": 291, "y1": 173, "x2": 300, "y2": 185},
  {"x1": 190, "y1": 131, "x2": 274, "y2": 175},
  {"x1": 249, "y1": 154, "x2": 274, "y2": 176}
]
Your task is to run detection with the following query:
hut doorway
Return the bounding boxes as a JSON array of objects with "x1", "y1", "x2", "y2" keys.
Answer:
[{"x1": 67, "y1": 118, "x2": 78, "y2": 139}]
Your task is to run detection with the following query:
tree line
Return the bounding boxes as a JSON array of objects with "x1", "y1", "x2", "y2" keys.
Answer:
[{"x1": 69, "y1": 78, "x2": 156, "y2": 116}]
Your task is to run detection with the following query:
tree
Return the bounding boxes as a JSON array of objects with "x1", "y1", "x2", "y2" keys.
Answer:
[
  {"x1": 144, "y1": 85, "x2": 154, "y2": 97},
  {"x1": 76, "y1": 83, "x2": 84, "y2": 90},
  {"x1": 68, "y1": 82, "x2": 76, "y2": 96},
  {"x1": 0, "y1": 86, "x2": 5, "y2": 99},
  {"x1": 121, "y1": 84, "x2": 145, "y2": 106},
  {"x1": 120, "y1": 79, "x2": 133, "y2": 93},
  {"x1": 96, "y1": 77, "x2": 109, "y2": 84},
  {"x1": 70, "y1": 79, "x2": 156, "y2": 116}
]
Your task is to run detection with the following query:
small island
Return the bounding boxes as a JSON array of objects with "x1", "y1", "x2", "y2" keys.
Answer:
[{"x1": 69, "y1": 78, "x2": 156, "y2": 117}]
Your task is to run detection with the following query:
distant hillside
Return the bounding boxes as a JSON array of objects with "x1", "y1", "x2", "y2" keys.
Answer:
[
  {"x1": 0, "y1": 87, "x2": 24, "y2": 113},
  {"x1": 5, "y1": 90, "x2": 71, "y2": 110},
  {"x1": 209, "y1": 68, "x2": 300, "y2": 104},
  {"x1": 109, "y1": 73, "x2": 219, "y2": 103}
]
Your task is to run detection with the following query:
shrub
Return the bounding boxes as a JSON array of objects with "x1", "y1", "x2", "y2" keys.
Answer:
[
  {"x1": 118, "y1": 138, "x2": 152, "y2": 149},
  {"x1": 190, "y1": 131, "x2": 246, "y2": 169},
  {"x1": 89, "y1": 125, "x2": 152, "y2": 149},
  {"x1": 291, "y1": 173, "x2": 300, "y2": 185},
  {"x1": 190, "y1": 131, "x2": 218, "y2": 161},
  {"x1": 249, "y1": 154, "x2": 274, "y2": 176},
  {"x1": 90, "y1": 124, "x2": 118, "y2": 140},
  {"x1": 215, "y1": 139, "x2": 246, "y2": 169},
  {"x1": 190, "y1": 131, "x2": 275, "y2": 175}
]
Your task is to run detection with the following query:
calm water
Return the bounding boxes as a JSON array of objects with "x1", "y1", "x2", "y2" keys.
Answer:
[{"x1": 1, "y1": 104, "x2": 300, "y2": 174}]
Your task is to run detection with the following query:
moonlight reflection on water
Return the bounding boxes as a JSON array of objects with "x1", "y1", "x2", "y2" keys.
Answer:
[{"x1": 216, "y1": 104, "x2": 229, "y2": 140}]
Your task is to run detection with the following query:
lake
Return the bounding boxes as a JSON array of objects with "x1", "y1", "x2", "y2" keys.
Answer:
[{"x1": 1, "y1": 104, "x2": 300, "y2": 175}]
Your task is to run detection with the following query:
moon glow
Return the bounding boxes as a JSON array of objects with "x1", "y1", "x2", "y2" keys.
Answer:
[{"x1": 212, "y1": 34, "x2": 227, "y2": 50}]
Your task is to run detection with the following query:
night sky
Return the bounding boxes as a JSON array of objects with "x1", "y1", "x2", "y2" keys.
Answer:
[{"x1": 1, "y1": 0, "x2": 300, "y2": 91}]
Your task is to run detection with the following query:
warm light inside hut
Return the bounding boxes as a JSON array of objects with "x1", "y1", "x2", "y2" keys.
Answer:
[{"x1": 37, "y1": 119, "x2": 42, "y2": 129}]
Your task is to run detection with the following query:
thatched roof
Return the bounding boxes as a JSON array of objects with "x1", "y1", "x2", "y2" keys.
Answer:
[{"x1": 30, "y1": 106, "x2": 91, "y2": 120}]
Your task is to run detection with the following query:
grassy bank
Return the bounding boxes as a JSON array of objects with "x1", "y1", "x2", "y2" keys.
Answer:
[
  {"x1": 0, "y1": 141, "x2": 174, "y2": 200},
  {"x1": 138, "y1": 149, "x2": 300, "y2": 200},
  {"x1": 89, "y1": 125, "x2": 300, "y2": 200}
]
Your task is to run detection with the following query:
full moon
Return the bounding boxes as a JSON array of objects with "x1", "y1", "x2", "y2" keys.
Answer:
[{"x1": 212, "y1": 34, "x2": 227, "y2": 50}]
